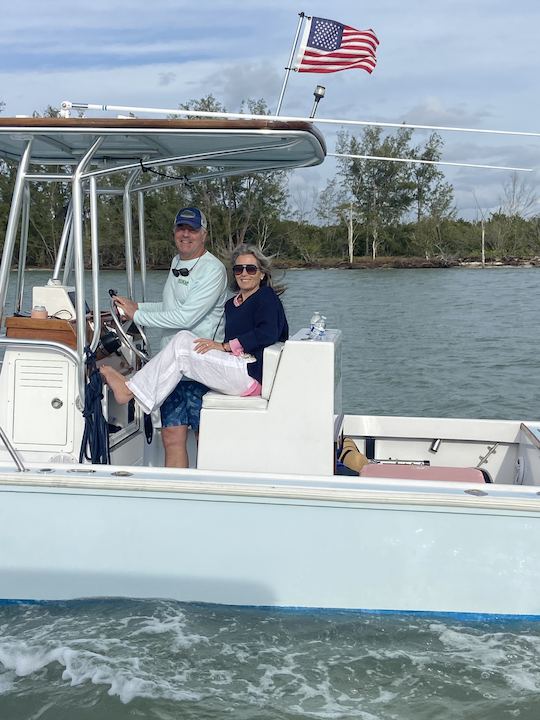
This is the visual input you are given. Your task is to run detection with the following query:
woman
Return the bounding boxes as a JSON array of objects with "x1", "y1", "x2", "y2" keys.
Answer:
[{"x1": 101, "y1": 244, "x2": 289, "y2": 413}]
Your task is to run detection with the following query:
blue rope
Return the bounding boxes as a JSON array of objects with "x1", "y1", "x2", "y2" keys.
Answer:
[{"x1": 79, "y1": 346, "x2": 110, "y2": 464}]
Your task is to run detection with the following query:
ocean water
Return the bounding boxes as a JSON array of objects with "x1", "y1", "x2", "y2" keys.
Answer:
[
  {"x1": 1, "y1": 600, "x2": 540, "y2": 720},
  {"x1": 2, "y1": 266, "x2": 540, "y2": 718}
]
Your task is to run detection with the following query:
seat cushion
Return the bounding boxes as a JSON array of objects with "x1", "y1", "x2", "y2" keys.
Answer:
[
  {"x1": 202, "y1": 392, "x2": 268, "y2": 410},
  {"x1": 201, "y1": 342, "x2": 284, "y2": 410},
  {"x1": 360, "y1": 464, "x2": 486, "y2": 483}
]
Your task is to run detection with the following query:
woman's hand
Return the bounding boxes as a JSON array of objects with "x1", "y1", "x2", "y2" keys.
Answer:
[
  {"x1": 193, "y1": 338, "x2": 223, "y2": 354},
  {"x1": 114, "y1": 295, "x2": 139, "y2": 321}
]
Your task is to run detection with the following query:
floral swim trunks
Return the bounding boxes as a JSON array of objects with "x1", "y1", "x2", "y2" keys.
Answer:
[{"x1": 160, "y1": 379, "x2": 209, "y2": 431}]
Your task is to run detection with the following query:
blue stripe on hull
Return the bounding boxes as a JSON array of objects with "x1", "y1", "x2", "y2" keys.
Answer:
[{"x1": 1, "y1": 597, "x2": 540, "y2": 622}]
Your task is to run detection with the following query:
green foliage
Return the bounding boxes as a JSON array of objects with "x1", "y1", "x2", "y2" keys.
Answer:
[
  {"x1": 410, "y1": 133, "x2": 455, "y2": 223},
  {"x1": 173, "y1": 95, "x2": 288, "y2": 259},
  {"x1": 333, "y1": 126, "x2": 458, "y2": 259}
]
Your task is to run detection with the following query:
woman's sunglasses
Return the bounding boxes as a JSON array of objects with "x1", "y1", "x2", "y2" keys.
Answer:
[{"x1": 232, "y1": 264, "x2": 259, "y2": 276}]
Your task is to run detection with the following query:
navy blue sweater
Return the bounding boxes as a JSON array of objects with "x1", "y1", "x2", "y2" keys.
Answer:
[{"x1": 224, "y1": 285, "x2": 289, "y2": 384}]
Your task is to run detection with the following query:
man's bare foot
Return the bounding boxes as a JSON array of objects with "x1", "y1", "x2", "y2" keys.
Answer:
[{"x1": 100, "y1": 366, "x2": 134, "y2": 405}]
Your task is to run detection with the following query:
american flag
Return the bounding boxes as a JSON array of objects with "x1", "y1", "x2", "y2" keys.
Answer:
[{"x1": 294, "y1": 16, "x2": 379, "y2": 74}]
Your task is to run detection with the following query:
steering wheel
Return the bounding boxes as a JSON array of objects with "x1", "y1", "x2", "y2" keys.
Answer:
[{"x1": 108, "y1": 289, "x2": 150, "y2": 363}]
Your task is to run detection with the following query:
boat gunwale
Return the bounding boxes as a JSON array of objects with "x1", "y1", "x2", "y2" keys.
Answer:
[{"x1": 0, "y1": 466, "x2": 539, "y2": 514}]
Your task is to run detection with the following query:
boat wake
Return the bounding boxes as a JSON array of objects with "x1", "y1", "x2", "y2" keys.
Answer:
[{"x1": 0, "y1": 600, "x2": 540, "y2": 718}]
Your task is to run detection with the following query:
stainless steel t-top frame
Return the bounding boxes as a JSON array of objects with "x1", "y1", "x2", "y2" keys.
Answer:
[{"x1": 0, "y1": 117, "x2": 327, "y2": 406}]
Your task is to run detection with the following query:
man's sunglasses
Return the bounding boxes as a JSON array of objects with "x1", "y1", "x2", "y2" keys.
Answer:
[
  {"x1": 171, "y1": 267, "x2": 190, "y2": 277},
  {"x1": 232, "y1": 264, "x2": 259, "y2": 276}
]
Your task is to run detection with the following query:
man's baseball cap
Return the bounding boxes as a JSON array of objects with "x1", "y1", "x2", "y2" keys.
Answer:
[{"x1": 174, "y1": 207, "x2": 207, "y2": 230}]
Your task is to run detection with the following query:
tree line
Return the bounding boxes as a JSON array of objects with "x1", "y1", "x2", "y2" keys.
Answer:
[{"x1": 1, "y1": 97, "x2": 540, "y2": 268}]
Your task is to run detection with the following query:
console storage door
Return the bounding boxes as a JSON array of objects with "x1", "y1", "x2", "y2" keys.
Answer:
[{"x1": 10, "y1": 357, "x2": 71, "y2": 448}]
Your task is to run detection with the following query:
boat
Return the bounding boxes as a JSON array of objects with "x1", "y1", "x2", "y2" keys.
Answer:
[{"x1": 1, "y1": 110, "x2": 540, "y2": 618}]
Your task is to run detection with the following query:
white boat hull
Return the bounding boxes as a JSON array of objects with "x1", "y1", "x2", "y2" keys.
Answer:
[{"x1": 2, "y1": 466, "x2": 540, "y2": 617}]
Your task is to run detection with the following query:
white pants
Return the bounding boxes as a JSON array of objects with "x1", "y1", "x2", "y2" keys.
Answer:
[{"x1": 126, "y1": 330, "x2": 254, "y2": 414}]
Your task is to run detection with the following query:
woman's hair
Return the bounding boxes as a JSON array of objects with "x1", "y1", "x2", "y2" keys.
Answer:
[{"x1": 229, "y1": 244, "x2": 285, "y2": 295}]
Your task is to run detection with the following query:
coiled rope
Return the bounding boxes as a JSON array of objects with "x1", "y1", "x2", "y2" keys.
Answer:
[{"x1": 79, "y1": 346, "x2": 110, "y2": 464}]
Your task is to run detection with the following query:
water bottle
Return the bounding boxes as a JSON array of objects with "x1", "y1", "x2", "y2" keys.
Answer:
[
  {"x1": 313, "y1": 315, "x2": 327, "y2": 341},
  {"x1": 309, "y1": 311, "x2": 321, "y2": 339}
]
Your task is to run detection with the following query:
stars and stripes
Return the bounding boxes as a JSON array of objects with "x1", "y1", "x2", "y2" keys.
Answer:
[{"x1": 294, "y1": 16, "x2": 379, "y2": 74}]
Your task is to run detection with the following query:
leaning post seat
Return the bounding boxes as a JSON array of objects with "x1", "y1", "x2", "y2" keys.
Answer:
[{"x1": 197, "y1": 329, "x2": 343, "y2": 476}]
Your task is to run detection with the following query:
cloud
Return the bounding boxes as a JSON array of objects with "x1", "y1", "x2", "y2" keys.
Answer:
[
  {"x1": 202, "y1": 62, "x2": 282, "y2": 111},
  {"x1": 2, "y1": 0, "x2": 540, "y2": 217},
  {"x1": 159, "y1": 72, "x2": 177, "y2": 87},
  {"x1": 401, "y1": 99, "x2": 494, "y2": 130}
]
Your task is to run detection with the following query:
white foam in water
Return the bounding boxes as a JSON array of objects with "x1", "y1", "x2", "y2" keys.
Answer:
[
  {"x1": 107, "y1": 675, "x2": 161, "y2": 704},
  {"x1": 436, "y1": 625, "x2": 507, "y2": 661},
  {"x1": 220, "y1": 642, "x2": 250, "y2": 663},
  {"x1": 0, "y1": 630, "x2": 203, "y2": 705},
  {"x1": 430, "y1": 621, "x2": 540, "y2": 694},
  {"x1": 130, "y1": 609, "x2": 209, "y2": 650},
  {"x1": 232, "y1": 648, "x2": 378, "y2": 719},
  {"x1": 0, "y1": 643, "x2": 61, "y2": 676},
  {"x1": 371, "y1": 689, "x2": 399, "y2": 705},
  {"x1": 58, "y1": 644, "x2": 202, "y2": 703}
]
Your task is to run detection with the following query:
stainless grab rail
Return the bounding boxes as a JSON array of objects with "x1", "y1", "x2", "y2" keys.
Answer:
[
  {"x1": 0, "y1": 336, "x2": 83, "y2": 404},
  {"x1": 0, "y1": 424, "x2": 26, "y2": 472}
]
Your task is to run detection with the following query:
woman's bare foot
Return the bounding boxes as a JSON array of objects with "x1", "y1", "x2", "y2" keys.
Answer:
[{"x1": 100, "y1": 366, "x2": 134, "y2": 405}]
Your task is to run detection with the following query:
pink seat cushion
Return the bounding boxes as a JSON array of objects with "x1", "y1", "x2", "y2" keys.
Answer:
[{"x1": 359, "y1": 464, "x2": 485, "y2": 483}]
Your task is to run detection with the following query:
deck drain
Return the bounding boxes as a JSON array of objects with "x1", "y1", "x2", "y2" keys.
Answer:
[
  {"x1": 464, "y1": 488, "x2": 488, "y2": 496},
  {"x1": 38, "y1": 468, "x2": 54, "y2": 473},
  {"x1": 111, "y1": 470, "x2": 133, "y2": 477},
  {"x1": 68, "y1": 468, "x2": 97, "y2": 473}
]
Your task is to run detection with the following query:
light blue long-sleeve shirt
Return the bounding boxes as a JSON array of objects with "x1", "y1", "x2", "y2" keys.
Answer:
[{"x1": 134, "y1": 251, "x2": 228, "y2": 350}]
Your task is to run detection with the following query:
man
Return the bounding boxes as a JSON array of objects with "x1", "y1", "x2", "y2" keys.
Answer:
[{"x1": 114, "y1": 207, "x2": 228, "y2": 467}]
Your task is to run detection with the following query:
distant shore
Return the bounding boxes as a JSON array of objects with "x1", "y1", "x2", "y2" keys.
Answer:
[{"x1": 273, "y1": 256, "x2": 540, "y2": 270}]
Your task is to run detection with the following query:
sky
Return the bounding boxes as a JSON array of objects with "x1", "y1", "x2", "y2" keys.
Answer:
[{"x1": 2, "y1": 0, "x2": 540, "y2": 219}]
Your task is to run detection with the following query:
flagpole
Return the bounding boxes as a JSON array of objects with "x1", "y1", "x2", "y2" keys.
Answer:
[{"x1": 275, "y1": 12, "x2": 306, "y2": 116}]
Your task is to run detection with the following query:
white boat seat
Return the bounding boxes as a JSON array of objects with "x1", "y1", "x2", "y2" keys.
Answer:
[
  {"x1": 202, "y1": 342, "x2": 284, "y2": 410},
  {"x1": 198, "y1": 329, "x2": 342, "y2": 476}
]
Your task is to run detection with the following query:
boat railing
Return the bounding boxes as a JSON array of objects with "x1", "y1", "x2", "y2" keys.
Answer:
[{"x1": 0, "y1": 422, "x2": 26, "y2": 472}]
